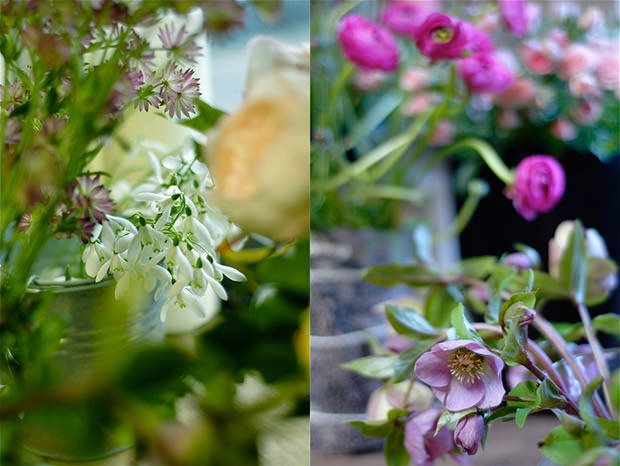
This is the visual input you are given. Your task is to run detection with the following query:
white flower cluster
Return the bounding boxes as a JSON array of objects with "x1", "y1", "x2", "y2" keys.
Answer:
[{"x1": 82, "y1": 150, "x2": 245, "y2": 321}]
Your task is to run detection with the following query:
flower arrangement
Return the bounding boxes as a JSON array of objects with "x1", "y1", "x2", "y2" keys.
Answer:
[{"x1": 311, "y1": 0, "x2": 619, "y2": 464}]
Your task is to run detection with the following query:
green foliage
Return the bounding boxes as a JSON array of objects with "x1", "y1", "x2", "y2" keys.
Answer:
[
  {"x1": 450, "y1": 304, "x2": 484, "y2": 345},
  {"x1": 362, "y1": 263, "x2": 441, "y2": 287},
  {"x1": 385, "y1": 305, "x2": 439, "y2": 338},
  {"x1": 341, "y1": 355, "x2": 397, "y2": 379},
  {"x1": 348, "y1": 419, "x2": 393, "y2": 438},
  {"x1": 559, "y1": 220, "x2": 587, "y2": 304},
  {"x1": 392, "y1": 340, "x2": 435, "y2": 383},
  {"x1": 384, "y1": 425, "x2": 410, "y2": 466}
]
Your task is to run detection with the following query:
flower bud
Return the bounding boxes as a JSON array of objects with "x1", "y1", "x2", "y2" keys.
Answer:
[
  {"x1": 338, "y1": 15, "x2": 399, "y2": 71},
  {"x1": 454, "y1": 415, "x2": 484, "y2": 455},
  {"x1": 502, "y1": 252, "x2": 534, "y2": 271}
]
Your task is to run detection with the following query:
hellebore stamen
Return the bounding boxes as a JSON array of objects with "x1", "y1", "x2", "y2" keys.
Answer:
[{"x1": 448, "y1": 348, "x2": 486, "y2": 383}]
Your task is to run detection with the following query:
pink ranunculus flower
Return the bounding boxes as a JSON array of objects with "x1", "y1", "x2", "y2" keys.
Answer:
[
  {"x1": 558, "y1": 44, "x2": 597, "y2": 80},
  {"x1": 520, "y1": 42, "x2": 555, "y2": 75},
  {"x1": 415, "y1": 340, "x2": 505, "y2": 411},
  {"x1": 461, "y1": 21, "x2": 494, "y2": 56},
  {"x1": 498, "y1": 0, "x2": 527, "y2": 38},
  {"x1": 454, "y1": 415, "x2": 484, "y2": 456},
  {"x1": 415, "y1": 13, "x2": 468, "y2": 60},
  {"x1": 571, "y1": 99, "x2": 603, "y2": 126},
  {"x1": 337, "y1": 15, "x2": 400, "y2": 71},
  {"x1": 404, "y1": 407, "x2": 454, "y2": 466},
  {"x1": 506, "y1": 155, "x2": 565, "y2": 221},
  {"x1": 550, "y1": 118, "x2": 577, "y2": 141},
  {"x1": 457, "y1": 54, "x2": 514, "y2": 94},
  {"x1": 382, "y1": 2, "x2": 434, "y2": 39}
]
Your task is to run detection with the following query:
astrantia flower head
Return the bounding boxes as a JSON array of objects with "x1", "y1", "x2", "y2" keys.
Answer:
[
  {"x1": 337, "y1": 14, "x2": 400, "y2": 71},
  {"x1": 415, "y1": 339, "x2": 505, "y2": 411},
  {"x1": 160, "y1": 66, "x2": 201, "y2": 118},
  {"x1": 158, "y1": 24, "x2": 201, "y2": 65},
  {"x1": 68, "y1": 175, "x2": 115, "y2": 223}
]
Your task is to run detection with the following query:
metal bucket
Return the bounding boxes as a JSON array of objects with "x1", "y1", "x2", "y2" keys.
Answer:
[{"x1": 21, "y1": 278, "x2": 166, "y2": 463}]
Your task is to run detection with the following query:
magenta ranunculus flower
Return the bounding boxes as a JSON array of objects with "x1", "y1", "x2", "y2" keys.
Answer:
[
  {"x1": 415, "y1": 339, "x2": 505, "y2": 411},
  {"x1": 506, "y1": 155, "x2": 566, "y2": 221},
  {"x1": 337, "y1": 14, "x2": 400, "y2": 71},
  {"x1": 499, "y1": 0, "x2": 527, "y2": 38},
  {"x1": 415, "y1": 13, "x2": 468, "y2": 60},
  {"x1": 404, "y1": 407, "x2": 454, "y2": 466},
  {"x1": 382, "y1": 2, "x2": 433, "y2": 39},
  {"x1": 461, "y1": 21, "x2": 494, "y2": 56},
  {"x1": 454, "y1": 415, "x2": 484, "y2": 456},
  {"x1": 457, "y1": 54, "x2": 514, "y2": 93}
]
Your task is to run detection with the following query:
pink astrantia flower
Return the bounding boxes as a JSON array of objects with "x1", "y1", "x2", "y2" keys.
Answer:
[
  {"x1": 68, "y1": 175, "x2": 115, "y2": 223},
  {"x1": 457, "y1": 54, "x2": 514, "y2": 93},
  {"x1": 415, "y1": 13, "x2": 468, "y2": 61},
  {"x1": 160, "y1": 66, "x2": 201, "y2": 118},
  {"x1": 415, "y1": 339, "x2": 505, "y2": 411},
  {"x1": 498, "y1": 0, "x2": 527, "y2": 38},
  {"x1": 454, "y1": 415, "x2": 484, "y2": 456},
  {"x1": 404, "y1": 407, "x2": 454, "y2": 466},
  {"x1": 382, "y1": 2, "x2": 434, "y2": 39},
  {"x1": 158, "y1": 24, "x2": 201, "y2": 64},
  {"x1": 506, "y1": 155, "x2": 565, "y2": 221},
  {"x1": 338, "y1": 15, "x2": 400, "y2": 71}
]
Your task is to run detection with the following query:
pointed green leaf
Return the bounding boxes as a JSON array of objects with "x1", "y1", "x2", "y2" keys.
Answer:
[
  {"x1": 349, "y1": 419, "x2": 394, "y2": 438},
  {"x1": 362, "y1": 264, "x2": 441, "y2": 287},
  {"x1": 540, "y1": 426, "x2": 585, "y2": 465},
  {"x1": 341, "y1": 355, "x2": 396, "y2": 379},
  {"x1": 385, "y1": 305, "x2": 438, "y2": 338},
  {"x1": 450, "y1": 304, "x2": 484, "y2": 344},
  {"x1": 392, "y1": 340, "x2": 435, "y2": 382},
  {"x1": 559, "y1": 220, "x2": 587, "y2": 304},
  {"x1": 384, "y1": 425, "x2": 410, "y2": 466},
  {"x1": 515, "y1": 407, "x2": 531, "y2": 428}
]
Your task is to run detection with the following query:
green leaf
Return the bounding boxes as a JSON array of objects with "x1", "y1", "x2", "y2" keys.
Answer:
[
  {"x1": 579, "y1": 376, "x2": 603, "y2": 436},
  {"x1": 501, "y1": 318, "x2": 528, "y2": 365},
  {"x1": 592, "y1": 313, "x2": 620, "y2": 334},
  {"x1": 455, "y1": 256, "x2": 497, "y2": 279},
  {"x1": 341, "y1": 355, "x2": 396, "y2": 379},
  {"x1": 435, "y1": 409, "x2": 474, "y2": 435},
  {"x1": 349, "y1": 419, "x2": 393, "y2": 438},
  {"x1": 345, "y1": 91, "x2": 403, "y2": 150},
  {"x1": 411, "y1": 222, "x2": 434, "y2": 265},
  {"x1": 559, "y1": 220, "x2": 587, "y2": 304},
  {"x1": 179, "y1": 99, "x2": 226, "y2": 132},
  {"x1": 586, "y1": 258, "x2": 618, "y2": 306},
  {"x1": 486, "y1": 406, "x2": 517, "y2": 423},
  {"x1": 507, "y1": 381, "x2": 538, "y2": 408},
  {"x1": 384, "y1": 425, "x2": 410, "y2": 466},
  {"x1": 450, "y1": 304, "x2": 484, "y2": 344},
  {"x1": 388, "y1": 408, "x2": 409, "y2": 420},
  {"x1": 425, "y1": 286, "x2": 457, "y2": 328},
  {"x1": 364, "y1": 331, "x2": 394, "y2": 357},
  {"x1": 385, "y1": 305, "x2": 439, "y2": 338},
  {"x1": 572, "y1": 447, "x2": 620, "y2": 466},
  {"x1": 540, "y1": 426, "x2": 585, "y2": 465},
  {"x1": 362, "y1": 264, "x2": 441, "y2": 287},
  {"x1": 392, "y1": 340, "x2": 435, "y2": 382},
  {"x1": 499, "y1": 291, "x2": 536, "y2": 328},
  {"x1": 536, "y1": 379, "x2": 567, "y2": 409},
  {"x1": 515, "y1": 407, "x2": 531, "y2": 428},
  {"x1": 487, "y1": 268, "x2": 516, "y2": 323}
]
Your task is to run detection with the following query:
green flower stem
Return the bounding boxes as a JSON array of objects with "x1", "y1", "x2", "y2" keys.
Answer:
[
  {"x1": 434, "y1": 181, "x2": 488, "y2": 244},
  {"x1": 533, "y1": 314, "x2": 611, "y2": 419},
  {"x1": 318, "y1": 62, "x2": 355, "y2": 129},
  {"x1": 354, "y1": 184, "x2": 425, "y2": 205},
  {"x1": 313, "y1": 109, "x2": 432, "y2": 192},
  {"x1": 423, "y1": 138, "x2": 515, "y2": 186},
  {"x1": 574, "y1": 299, "x2": 617, "y2": 420}
]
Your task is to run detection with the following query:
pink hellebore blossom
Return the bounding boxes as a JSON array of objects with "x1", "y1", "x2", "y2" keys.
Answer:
[
  {"x1": 415, "y1": 339, "x2": 505, "y2": 411},
  {"x1": 457, "y1": 54, "x2": 514, "y2": 94},
  {"x1": 382, "y1": 2, "x2": 434, "y2": 39},
  {"x1": 415, "y1": 13, "x2": 468, "y2": 60},
  {"x1": 404, "y1": 407, "x2": 454, "y2": 466},
  {"x1": 337, "y1": 15, "x2": 400, "y2": 71},
  {"x1": 506, "y1": 155, "x2": 565, "y2": 221},
  {"x1": 454, "y1": 415, "x2": 484, "y2": 456},
  {"x1": 498, "y1": 0, "x2": 527, "y2": 38}
]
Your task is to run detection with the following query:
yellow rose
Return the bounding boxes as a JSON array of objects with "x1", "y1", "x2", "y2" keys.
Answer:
[{"x1": 203, "y1": 37, "x2": 309, "y2": 242}]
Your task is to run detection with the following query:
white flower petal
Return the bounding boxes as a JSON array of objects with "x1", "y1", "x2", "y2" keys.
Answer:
[
  {"x1": 147, "y1": 151, "x2": 162, "y2": 182},
  {"x1": 135, "y1": 192, "x2": 168, "y2": 202},
  {"x1": 215, "y1": 263, "x2": 246, "y2": 282},
  {"x1": 204, "y1": 274, "x2": 228, "y2": 300},
  {"x1": 95, "y1": 259, "x2": 111, "y2": 282},
  {"x1": 162, "y1": 156, "x2": 181, "y2": 170}
]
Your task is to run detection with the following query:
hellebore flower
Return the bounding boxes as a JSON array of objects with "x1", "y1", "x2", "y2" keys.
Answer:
[
  {"x1": 404, "y1": 407, "x2": 454, "y2": 466},
  {"x1": 382, "y1": 2, "x2": 433, "y2": 39},
  {"x1": 454, "y1": 415, "x2": 484, "y2": 456},
  {"x1": 415, "y1": 339, "x2": 505, "y2": 411},
  {"x1": 337, "y1": 15, "x2": 400, "y2": 71},
  {"x1": 415, "y1": 13, "x2": 468, "y2": 60},
  {"x1": 506, "y1": 155, "x2": 565, "y2": 221},
  {"x1": 457, "y1": 54, "x2": 514, "y2": 93},
  {"x1": 499, "y1": 0, "x2": 527, "y2": 38}
]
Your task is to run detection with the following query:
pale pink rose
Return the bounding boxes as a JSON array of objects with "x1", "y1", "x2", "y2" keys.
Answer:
[
  {"x1": 520, "y1": 42, "x2": 555, "y2": 75},
  {"x1": 595, "y1": 54, "x2": 620, "y2": 90},
  {"x1": 429, "y1": 119, "x2": 456, "y2": 146},
  {"x1": 497, "y1": 109, "x2": 521, "y2": 129},
  {"x1": 550, "y1": 118, "x2": 577, "y2": 141},
  {"x1": 559, "y1": 44, "x2": 596, "y2": 80},
  {"x1": 352, "y1": 69, "x2": 387, "y2": 91},
  {"x1": 399, "y1": 67, "x2": 430, "y2": 92},
  {"x1": 496, "y1": 77, "x2": 536, "y2": 107},
  {"x1": 568, "y1": 72, "x2": 601, "y2": 98},
  {"x1": 571, "y1": 99, "x2": 603, "y2": 125},
  {"x1": 402, "y1": 92, "x2": 437, "y2": 116}
]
